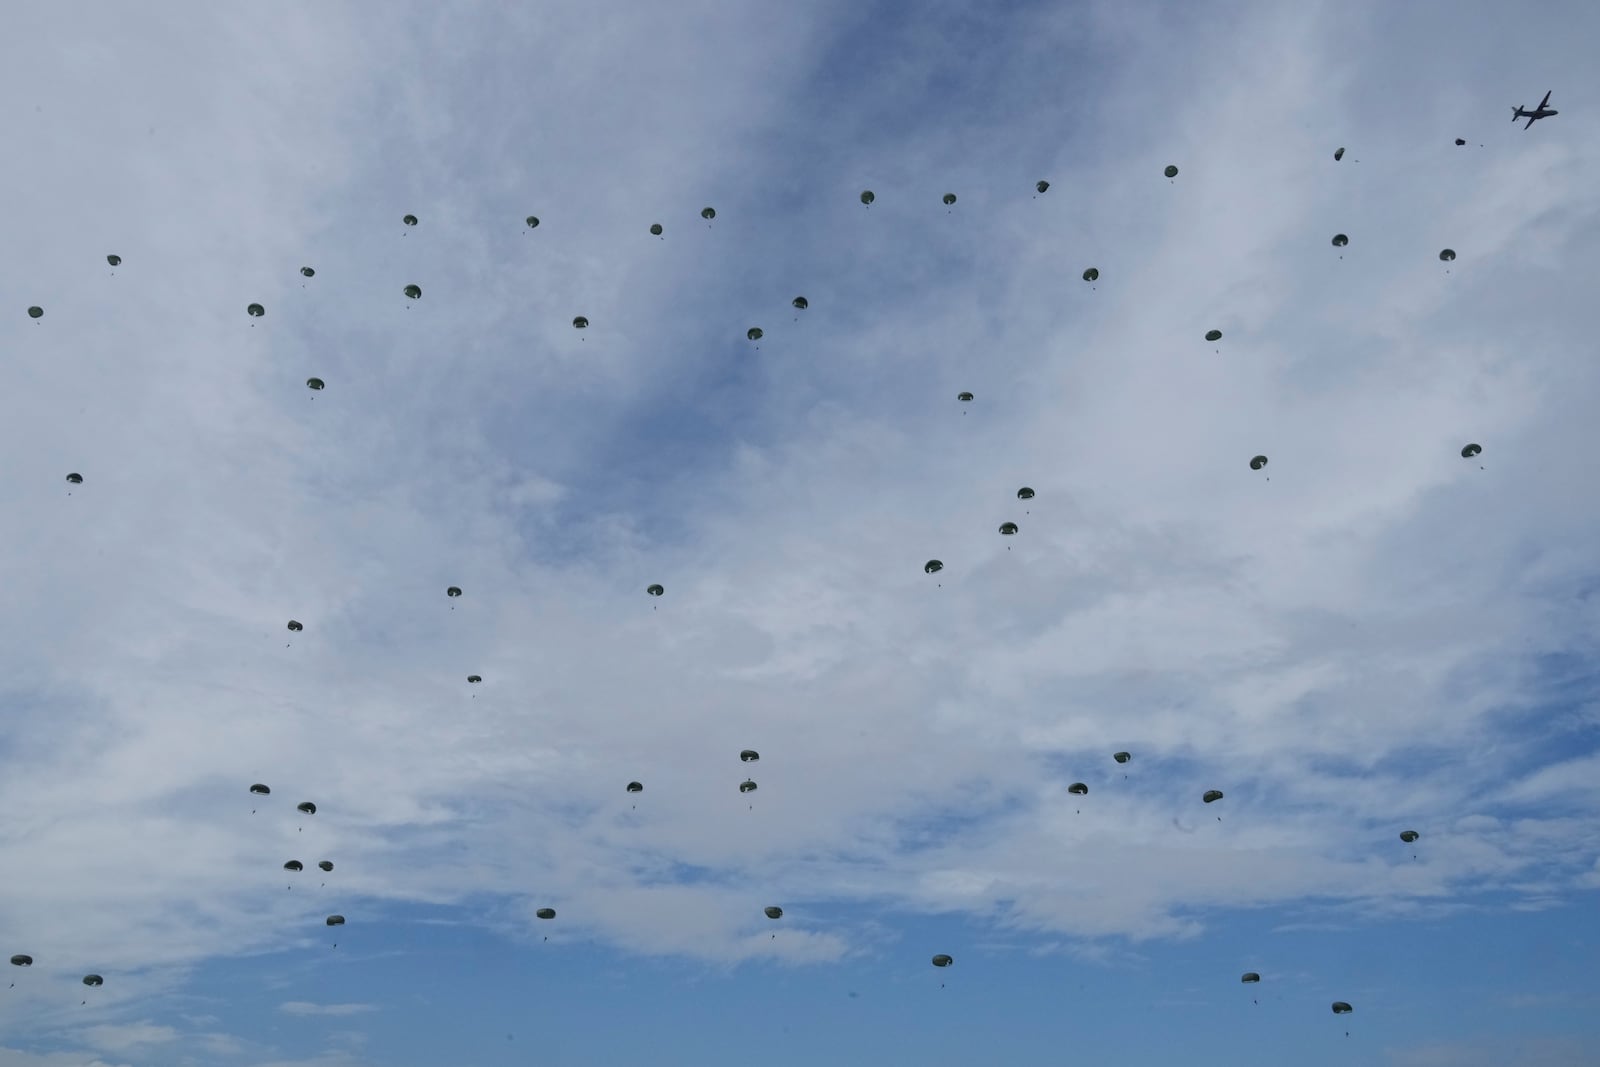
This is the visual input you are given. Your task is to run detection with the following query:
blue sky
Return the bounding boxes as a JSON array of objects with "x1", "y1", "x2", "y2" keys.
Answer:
[{"x1": 2, "y1": 0, "x2": 1599, "y2": 1064}]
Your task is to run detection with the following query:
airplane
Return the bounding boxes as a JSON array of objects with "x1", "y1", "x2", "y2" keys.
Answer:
[{"x1": 1513, "y1": 90, "x2": 1558, "y2": 129}]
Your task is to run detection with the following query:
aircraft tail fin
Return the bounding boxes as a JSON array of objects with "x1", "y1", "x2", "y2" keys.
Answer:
[{"x1": 1512, "y1": 106, "x2": 1521, "y2": 121}]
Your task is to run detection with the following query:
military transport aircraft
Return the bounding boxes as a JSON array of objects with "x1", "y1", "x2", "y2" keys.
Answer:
[{"x1": 1513, "y1": 91, "x2": 1558, "y2": 129}]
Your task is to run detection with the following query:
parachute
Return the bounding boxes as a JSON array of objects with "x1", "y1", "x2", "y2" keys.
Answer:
[
  {"x1": 1067, "y1": 783, "x2": 1088, "y2": 795},
  {"x1": 998, "y1": 522, "x2": 1018, "y2": 535},
  {"x1": 860, "y1": 190, "x2": 875, "y2": 205},
  {"x1": 82, "y1": 974, "x2": 103, "y2": 987},
  {"x1": 326, "y1": 915, "x2": 345, "y2": 926},
  {"x1": 1017, "y1": 487, "x2": 1035, "y2": 500},
  {"x1": 739, "y1": 779, "x2": 758, "y2": 794},
  {"x1": 66, "y1": 473, "x2": 83, "y2": 484},
  {"x1": 467, "y1": 675, "x2": 482, "y2": 684},
  {"x1": 1334, "y1": 147, "x2": 1345, "y2": 161},
  {"x1": 1455, "y1": 138, "x2": 1467, "y2": 146},
  {"x1": 1164, "y1": 165, "x2": 1179, "y2": 178},
  {"x1": 536, "y1": 908, "x2": 556, "y2": 919},
  {"x1": 319, "y1": 861, "x2": 334, "y2": 871},
  {"x1": 647, "y1": 584, "x2": 664, "y2": 597},
  {"x1": 792, "y1": 297, "x2": 808, "y2": 310},
  {"x1": 650, "y1": 223, "x2": 663, "y2": 235},
  {"x1": 1332, "y1": 234, "x2": 1349, "y2": 247},
  {"x1": 957, "y1": 392, "x2": 973, "y2": 402},
  {"x1": 1241, "y1": 972, "x2": 1260, "y2": 983},
  {"x1": 931, "y1": 954, "x2": 953, "y2": 967},
  {"x1": 701, "y1": 207, "x2": 716, "y2": 220},
  {"x1": 403, "y1": 215, "x2": 418, "y2": 226},
  {"x1": 525, "y1": 216, "x2": 540, "y2": 229},
  {"x1": 1205, "y1": 330, "x2": 1222, "y2": 342},
  {"x1": 1400, "y1": 830, "x2": 1420, "y2": 843},
  {"x1": 297, "y1": 802, "x2": 317, "y2": 815},
  {"x1": 1203, "y1": 790, "x2": 1224, "y2": 803},
  {"x1": 943, "y1": 193, "x2": 957, "y2": 205},
  {"x1": 740, "y1": 750, "x2": 760, "y2": 762},
  {"x1": 286, "y1": 620, "x2": 303, "y2": 632},
  {"x1": 626, "y1": 781, "x2": 643, "y2": 793},
  {"x1": 1439, "y1": 249, "x2": 1456, "y2": 262},
  {"x1": 1113, "y1": 752, "x2": 1131, "y2": 764},
  {"x1": 284, "y1": 861, "x2": 303, "y2": 871},
  {"x1": 765, "y1": 906, "x2": 783, "y2": 919},
  {"x1": 250, "y1": 783, "x2": 271, "y2": 795},
  {"x1": 572, "y1": 316, "x2": 589, "y2": 329},
  {"x1": 403, "y1": 284, "x2": 422, "y2": 300},
  {"x1": 447, "y1": 586, "x2": 462, "y2": 597},
  {"x1": 107, "y1": 254, "x2": 121, "y2": 266},
  {"x1": 306, "y1": 378, "x2": 325, "y2": 391},
  {"x1": 27, "y1": 306, "x2": 43, "y2": 319},
  {"x1": 1036, "y1": 180, "x2": 1050, "y2": 194},
  {"x1": 246, "y1": 303, "x2": 264, "y2": 318},
  {"x1": 300, "y1": 267, "x2": 315, "y2": 277},
  {"x1": 1082, "y1": 268, "x2": 1099, "y2": 282},
  {"x1": 1461, "y1": 443, "x2": 1482, "y2": 458},
  {"x1": 1332, "y1": 1002, "x2": 1353, "y2": 1014},
  {"x1": 1250, "y1": 455, "x2": 1268, "y2": 471},
  {"x1": 10, "y1": 955, "x2": 33, "y2": 967},
  {"x1": 747, "y1": 327, "x2": 763, "y2": 341},
  {"x1": 924, "y1": 560, "x2": 943, "y2": 574}
]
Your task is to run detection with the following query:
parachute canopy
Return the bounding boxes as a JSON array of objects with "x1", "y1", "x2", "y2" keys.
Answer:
[
  {"x1": 536, "y1": 908, "x2": 556, "y2": 919},
  {"x1": 287, "y1": 620, "x2": 303, "y2": 632},
  {"x1": 932, "y1": 954, "x2": 953, "y2": 967},
  {"x1": 1439, "y1": 249, "x2": 1456, "y2": 262},
  {"x1": 525, "y1": 216, "x2": 540, "y2": 229},
  {"x1": 626, "y1": 781, "x2": 643, "y2": 793},
  {"x1": 107, "y1": 254, "x2": 121, "y2": 266},
  {"x1": 1455, "y1": 138, "x2": 1467, "y2": 145},
  {"x1": 1017, "y1": 487, "x2": 1035, "y2": 500},
  {"x1": 792, "y1": 296, "x2": 808, "y2": 310},
  {"x1": 82, "y1": 974, "x2": 103, "y2": 987},
  {"x1": 1067, "y1": 782, "x2": 1088, "y2": 795},
  {"x1": 924, "y1": 560, "x2": 943, "y2": 574},
  {"x1": 1334, "y1": 147, "x2": 1345, "y2": 161},
  {"x1": 1203, "y1": 790, "x2": 1224, "y2": 803},
  {"x1": 318, "y1": 860, "x2": 333, "y2": 871},
  {"x1": 1461, "y1": 443, "x2": 1482, "y2": 458},
  {"x1": 1250, "y1": 455, "x2": 1268, "y2": 470},
  {"x1": 1332, "y1": 1002, "x2": 1353, "y2": 1014},
  {"x1": 957, "y1": 392, "x2": 973, "y2": 402},
  {"x1": 943, "y1": 193, "x2": 957, "y2": 205},
  {"x1": 650, "y1": 223, "x2": 663, "y2": 235},
  {"x1": 403, "y1": 214, "x2": 417, "y2": 226},
  {"x1": 1332, "y1": 234, "x2": 1349, "y2": 247},
  {"x1": 284, "y1": 861, "x2": 303, "y2": 871},
  {"x1": 740, "y1": 750, "x2": 760, "y2": 762},
  {"x1": 326, "y1": 915, "x2": 345, "y2": 926},
  {"x1": 298, "y1": 802, "x2": 317, "y2": 815},
  {"x1": 10, "y1": 955, "x2": 33, "y2": 967},
  {"x1": 306, "y1": 378, "x2": 325, "y2": 391},
  {"x1": 739, "y1": 779, "x2": 758, "y2": 794},
  {"x1": 747, "y1": 327, "x2": 763, "y2": 341},
  {"x1": 66, "y1": 473, "x2": 83, "y2": 484},
  {"x1": 1164, "y1": 165, "x2": 1179, "y2": 178},
  {"x1": 27, "y1": 306, "x2": 43, "y2": 319},
  {"x1": 572, "y1": 316, "x2": 589, "y2": 329},
  {"x1": 447, "y1": 586, "x2": 462, "y2": 597},
  {"x1": 467, "y1": 675, "x2": 482, "y2": 684},
  {"x1": 1036, "y1": 180, "x2": 1050, "y2": 193},
  {"x1": 250, "y1": 783, "x2": 271, "y2": 795},
  {"x1": 246, "y1": 303, "x2": 264, "y2": 318},
  {"x1": 1400, "y1": 830, "x2": 1420, "y2": 843},
  {"x1": 647, "y1": 584, "x2": 664, "y2": 597},
  {"x1": 765, "y1": 906, "x2": 783, "y2": 919},
  {"x1": 1082, "y1": 268, "x2": 1099, "y2": 282},
  {"x1": 300, "y1": 266, "x2": 314, "y2": 277},
  {"x1": 998, "y1": 522, "x2": 1018, "y2": 535},
  {"x1": 1205, "y1": 329, "x2": 1223, "y2": 341},
  {"x1": 404, "y1": 284, "x2": 422, "y2": 299},
  {"x1": 860, "y1": 190, "x2": 875, "y2": 205},
  {"x1": 1113, "y1": 751, "x2": 1131, "y2": 764},
  {"x1": 1241, "y1": 972, "x2": 1260, "y2": 983},
  {"x1": 701, "y1": 207, "x2": 716, "y2": 220}
]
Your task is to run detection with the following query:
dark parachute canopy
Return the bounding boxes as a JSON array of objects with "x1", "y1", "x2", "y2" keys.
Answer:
[
  {"x1": 66, "y1": 473, "x2": 83, "y2": 484},
  {"x1": 403, "y1": 214, "x2": 418, "y2": 226},
  {"x1": 792, "y1": 296, "x2": 808, "y2": 310},
  {"x1": 1250, "y1": 455, "x2": 1268, "y2": 471},
  {"x1": 1332, "y1": 233, "x2": 1349, "y2": 247},
  {"x1": 1439, "y1": 248, "x2": 1456, "y2": 262},
  {"x1": 246, "y1": 303, "x2": 265, "y2": 318},
  {"x1": 942, "y1": 193, "x2": 957, "y2": 205},
  {"x1": 931, "y1": 954, "x2": 954, "y2": 967},
  {"x1": 306, "y1": 378, "x2": 325, "y2": 391},
  {"x1": 740, "y1": 750, "x2": 760, "y2": 762},
  {"x1": 1164, "y1": 164, "x2": 1179, "y2": 178},
  {"x1": 447, "y1": 586, "x2": 462, "y2": 597},
  {"x1": 326, "y1": 915, "x2": 345, "y2": 926},
  {"x1": 957, "y1": 391, "x2": 973, "y2": 402},
  {"x1": 1332, "y1": 1002, "x2": 1353, "y2": 1014},
  {"x1": 739, "y1": 779, "x2": 758, "y2": 794},
  {"x1": 467, "y1": 674, "x2": 482, "y2": 684},
  {"x1": 82, "y1": 974, "x2": 103, "y2": 987},
  {"x1": 1082, "y1": 267, "x2": 1099, "y2": 282},
  {"x1": 1205, "y1": 329, "x2": 1223, "y2": 341},
  {"x1": 250, "y1": 783, "x2": 271, "y2": 795},
  {"x1": 1455, "y1": 138, "x2": 1467, "y2": 146},
  {"x1": 626, "y1": 781, "x2": 643, "y2": 793},
  {"x1": 1036, "y1": 180, "x2": 1050, "y2": 194},
  {"x1": 10, "y1": 955, "x2": 33, "y2": 967},
  {"x1": 297, "y1": 802, "x2": 317, "y2": 815},
  {"x1": 572, "y1": 316, "x2": 589, "y2": 329},
  {"x1": 860, "y1": 190, "x2": 875, "y2": 205},
  {"x1": 284, "y1": 861, "x2": 303, "y2": 871},
  {"x1": 28, "y1": 306, "x2": 44, "y2": 319},
  {"x1": 998, "y1": 522, "x2": 1018, "y2": 535},
  {"x1": 287, "y1": 620, "x2": 303, "y2": 632},
  {"x1": 300, "y1": 266, "x2": 315, "y2": 277},
  {"x1": 525, "y1": 216, "x2": 540, "y2": 229},
  {"x1": 1400, "y1": 830, "x2": 1420, "y2": 843},
  {"x1": 647, "y1": 584, "x2": 665, "y2": 597},
  {"x1": 1334, "y1": 147, "x2": 1346, "y2": 161},
  {"x1": 765, "y1": 906, "x2": 783, "y2": 919},
  {"x1": 404, "y1": 284, "x2": 422, "y2": 299},
  {"x1": 650, "y1": 223, "x2": 663, "y2": 235},
  {"x1": 701, "y1": 207, "x2": 716, "y2": 220},
  {"x1": 747, "y1": 327, "x2": 763, "y2": 341},
  {"x1": 1067, "y1": 783, "x2": 1088, "y2": 795},
  {"x1": 1017, "y1": 487, "x2": 1035, "y2": 500},
  {"x1": 1241, "y1": 972, "x2": 1260, "y2": 983},
  {"x1": 536, "y1": 908, "x2": 556, "y2": 920},
  {"x1": 1113, "y1": 751, "x2": 1131, "y2": 764},
  {"x1": 318, "y1": 860, "x2": 334, "y2": 871},
  {"x1": 107, "y1": 254, "x2": 121, "y2": 266},
  {"x1": 924, "y1": 560, "x2": 943, "y2": 574},
  {"x1": 1461, "y1": 443, "x2": 1482, "y2": 458},
  {"x1": 1203, "y1": 790, "x2": 1224, "y2": 803}
]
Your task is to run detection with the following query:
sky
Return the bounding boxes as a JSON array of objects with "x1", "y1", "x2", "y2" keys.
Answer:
[{"x1": 1, "y1": 0, "x2": 1599, "y2": 1064}]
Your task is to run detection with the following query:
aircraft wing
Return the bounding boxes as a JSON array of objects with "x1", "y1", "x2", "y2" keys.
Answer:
[
  {"x1": 1526, "y1": 113, "x2": 1537, "y2": 129},
  {"x1": 1538, "y1": 90, "x2": 1552, "y2": 110}
]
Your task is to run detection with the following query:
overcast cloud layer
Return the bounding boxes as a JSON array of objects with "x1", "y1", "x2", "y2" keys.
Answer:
[{"x1": 3, "y1": 1, "x2": 1599, "y2": 1064}]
